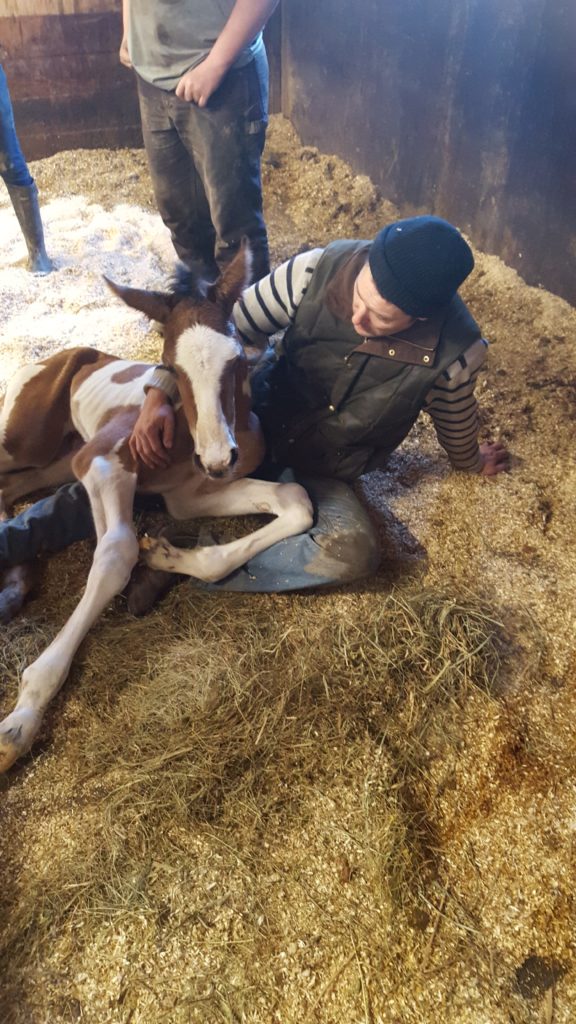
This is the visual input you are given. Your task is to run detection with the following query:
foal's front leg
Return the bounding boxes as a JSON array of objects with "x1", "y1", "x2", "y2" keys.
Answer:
[
  {"x1": 144, "y1": 477, "x2": 313, "y2": 582},
  {"x1": 0, "y1": 456, "x2": 138, "y2": 772}
]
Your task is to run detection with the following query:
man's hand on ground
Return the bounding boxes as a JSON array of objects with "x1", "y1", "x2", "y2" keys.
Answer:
[
  {"x1": 479, "y1": 441, "x2": 509, "y2": 477},
  {"x1": 129, "y1": 389, "x2": 175, "y2": 469}
]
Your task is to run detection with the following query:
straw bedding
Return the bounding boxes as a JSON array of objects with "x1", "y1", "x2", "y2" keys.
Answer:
[{"x1": 0, "y1": 116, "x2": 575, "y2": 1023}]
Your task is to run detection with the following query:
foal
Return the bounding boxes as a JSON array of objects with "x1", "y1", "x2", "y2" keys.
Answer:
[{"x1": 0, "y1": 243, "x2": 313, "y2": 771}]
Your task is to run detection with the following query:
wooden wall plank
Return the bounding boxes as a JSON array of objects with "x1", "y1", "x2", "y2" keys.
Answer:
[
  {"x1": 1, "y1": 11, "x2": 141, "y2": 158},
  {"x1": 264, "y1": 8, "x2": 281, "y2": 117},
  {"x1": 281, "y1": 0, "x2": 576, "y2": 306},
  {"x1": 0, "y1": 1, "x2": 116, "y2": 16},
  {"x1": 1, "y1": 12, "x2": 123, "y2": 62},
  {"x1": 1, "y1": 5, "x2": 281, "y2": 159}
]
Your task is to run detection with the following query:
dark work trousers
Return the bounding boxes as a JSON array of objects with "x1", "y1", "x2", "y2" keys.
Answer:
[
  {"x1": 136, "y1": 49, "x2": 270, "y2": 283},
  {"x1": 0, "y1": 64, "x2": 33, "y2": 187},
  {"x1": 0, "y1": 473, "x2": 380, "y2": 593}
]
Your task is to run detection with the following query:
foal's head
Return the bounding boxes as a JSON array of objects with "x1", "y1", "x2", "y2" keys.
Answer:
[{"x1": 106, "y1": 242, "x2": 252, "y2": 478}]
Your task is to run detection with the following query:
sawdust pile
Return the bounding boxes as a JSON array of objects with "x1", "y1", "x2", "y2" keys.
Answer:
[{"x1": 0, "y1": 116, "x2": 575, "y2": 1023}]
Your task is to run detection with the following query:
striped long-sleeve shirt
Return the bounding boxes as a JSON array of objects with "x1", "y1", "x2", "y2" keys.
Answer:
[{"x1": 151, "y1": 249, "x2": 487, "y2": 472}]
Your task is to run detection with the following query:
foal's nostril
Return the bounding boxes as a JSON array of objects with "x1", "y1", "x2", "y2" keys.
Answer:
[{"x1": 194, "y1": 448, "x2": 238, "y2": 478}]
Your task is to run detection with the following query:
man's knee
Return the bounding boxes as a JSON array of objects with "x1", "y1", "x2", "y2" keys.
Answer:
[
  {"x1": 309, "y1": 522, "x2": 380, "y2": 582},
  {"x1": 0, "y1": 483, "x2": 92, "y2": 567}
]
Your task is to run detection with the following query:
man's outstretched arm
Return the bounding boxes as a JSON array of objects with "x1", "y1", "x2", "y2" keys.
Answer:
[{"x1": 425, "y1": 338, "x2": 509, "y2": 477}]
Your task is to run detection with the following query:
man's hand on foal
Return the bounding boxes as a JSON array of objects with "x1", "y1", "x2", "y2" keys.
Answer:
[{"x1": 129, "y1": 389, "x2": 175, "y2": 470}]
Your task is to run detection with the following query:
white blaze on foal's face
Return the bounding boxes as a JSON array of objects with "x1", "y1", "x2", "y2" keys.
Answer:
[{"x1": 175, "y1": 326, "x2": 242, "y2": 477}]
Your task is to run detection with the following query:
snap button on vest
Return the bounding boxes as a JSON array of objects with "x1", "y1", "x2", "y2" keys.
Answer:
[{"x1": 388, "y1": 348, "x2": 395, "y2": 357}]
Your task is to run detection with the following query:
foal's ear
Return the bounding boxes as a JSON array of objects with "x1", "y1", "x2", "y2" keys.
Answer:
[
  {"x1": 104, "y1": 277, "x2": 174, "y2": 324},
  {"x1": 209, "y1": 239, "x2": 253, "y2": 316}
]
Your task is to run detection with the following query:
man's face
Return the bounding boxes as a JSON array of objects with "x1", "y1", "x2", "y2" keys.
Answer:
[{"x1": 351, "y1": 262, "x2": 417, "y2": 337}]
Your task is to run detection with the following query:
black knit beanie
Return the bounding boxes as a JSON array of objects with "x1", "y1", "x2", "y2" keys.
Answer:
[{"x1": 368, "y1": 216, "x2": 474, "y2": 317}]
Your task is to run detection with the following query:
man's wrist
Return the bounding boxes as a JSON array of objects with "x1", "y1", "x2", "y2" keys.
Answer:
[
  {"x1": 203, "y1": 50, "x2": 233, "y2": 76},
  {"x1": 146, "y1": 365, "x2": 179, "y2": 402},
  {"x1": 144, "y1": 385, "x2": 172, "y2": 405}
]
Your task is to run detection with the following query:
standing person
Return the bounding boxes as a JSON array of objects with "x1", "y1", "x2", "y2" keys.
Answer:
[
  {"x1": 0, "y1": 63, "x2": 53, "y2": 275},
  {"x1": 0, "y1": 216, "x2": 508, "y2": 618},
  {"x1": 119, "y1": 0, "x2": 277, "y2": 282}
]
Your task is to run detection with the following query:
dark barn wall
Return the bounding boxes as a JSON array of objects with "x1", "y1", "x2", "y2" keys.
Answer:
[
  {"x1": 281, "y1": 0, "x2": 576, "y2": 305},
  {"x1": 0, "y1": 1, "x2": 142, "y2": 157},
  {"x1": 0, "y1": 1, "x2": 281, "y2": 161}
]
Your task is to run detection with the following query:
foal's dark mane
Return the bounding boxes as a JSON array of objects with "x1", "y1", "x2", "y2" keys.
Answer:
[{"x1": 169, "y1": 262, "x2": 211, "y2": 303}]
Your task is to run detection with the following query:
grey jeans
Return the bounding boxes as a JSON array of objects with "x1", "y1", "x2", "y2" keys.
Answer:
[
  {"x1": 136, "y1": 49, "x2": 270, "y2": 282},
  {"x1": 0, "y1": 474, "x2": 380, "y2": 593}
]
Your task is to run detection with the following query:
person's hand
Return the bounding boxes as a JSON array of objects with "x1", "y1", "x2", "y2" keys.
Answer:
[
  {"x1": 119, "y1": 36, "x2": 132, "y2": 69},
  {"x1": 175, "y1": 58, "x2": 227, "y2": 107},
  {"x1": 129, "y1": 390, "x2": 175, "y2": 470},
  {"x1": 479, "y1": 441, "x2": 509, "y2": 477}
]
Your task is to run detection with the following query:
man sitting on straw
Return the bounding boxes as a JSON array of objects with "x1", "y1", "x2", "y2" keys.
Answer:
[{"x1": 0, "y1": 216, "x2": 507, "y2": 613}]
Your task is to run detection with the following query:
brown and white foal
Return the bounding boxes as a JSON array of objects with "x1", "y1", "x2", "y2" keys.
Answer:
[{"x1": 0, "y1": 243, "x2": 313, "y2": 772}]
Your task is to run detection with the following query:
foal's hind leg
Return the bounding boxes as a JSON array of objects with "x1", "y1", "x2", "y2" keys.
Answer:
[
  {"x1": 144, "y1": 478, "x2": 314, "y2": 582},
  {"x1": 0, "y1": 451, "x2": 77, "y2": 515}
]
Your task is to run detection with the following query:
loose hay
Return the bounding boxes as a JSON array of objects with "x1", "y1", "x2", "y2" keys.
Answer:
[
  {"x1": 1, "y1": 116, "x2": 576, "y2": 1022},
  {"x1": 1, "y1": 586, "x2": 515, "y2": 1021}
]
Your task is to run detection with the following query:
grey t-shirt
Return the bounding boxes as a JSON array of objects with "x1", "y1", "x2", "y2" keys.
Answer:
[{"x1": 128, "y1": 0, "x2": 264, "y2": 90}]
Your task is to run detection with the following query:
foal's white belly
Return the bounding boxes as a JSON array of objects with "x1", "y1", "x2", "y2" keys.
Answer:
[{"x1": 71, "y1": 361, "x2": 156, "y2": 440}]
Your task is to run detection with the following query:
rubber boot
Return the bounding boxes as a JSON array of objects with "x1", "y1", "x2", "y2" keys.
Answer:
[
  {"x1": 0, "y1": 563, "x2": 39, "y2": 624},
  {"x1": 126, "y1": 563, "x2": 181, "y2": 617},
  {"x1": 6, "y1": 180, "x2": 54, "y2": 274},
  {"x1": 125, "y1": 526, "x2": 196, "y2": 616}
]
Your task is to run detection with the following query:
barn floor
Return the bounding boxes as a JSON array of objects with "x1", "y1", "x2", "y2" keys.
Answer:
[{"x1": 0, "y1": 115, "x2": 575, "y2": 1024}]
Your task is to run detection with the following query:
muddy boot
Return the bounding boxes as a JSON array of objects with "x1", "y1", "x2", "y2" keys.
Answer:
[
  {"x1": 7, "y1": 180, "x2": 54, "y2": 275},
  {"x1": 125, "y1": 527, "x2": 201, "y2": 616},
  {"x1": 125, "y1": 562, "x2": 181, "y2": 617},
  {"x1": 0, "y1": 562, "x2": 39, "y2": 623}
]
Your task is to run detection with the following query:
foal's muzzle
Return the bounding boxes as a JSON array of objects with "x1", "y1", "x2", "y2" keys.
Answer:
[{"x1": 195, "y1": 447, "x2": 239, "y2": 479}]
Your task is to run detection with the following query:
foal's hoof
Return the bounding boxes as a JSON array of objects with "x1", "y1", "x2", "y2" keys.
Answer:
[
  {"x1": 0, "y1": 709, "x2": 41, "y2": 772},
  {"x1": 138, "y1": 529, "x2": 205, "y2": 580},
  {"x1": 139, "y1": 535, "x2": 179, "y2": 573},
  {"x1": 0, "y1": 737, "x2": 21, "y2": 773}
]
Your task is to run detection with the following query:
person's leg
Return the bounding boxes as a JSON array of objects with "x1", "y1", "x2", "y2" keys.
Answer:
[
  {"x1": 172, "y1": 51, "x2": 271, "y2": 282},
  {"x1": 0, "y1": 483, "x2": 94, "y2": 566},
  {"x1": 0, "y1": 64, "x2": 32, "y2": 187},
  {"x1": 0, "y1": 65, "x2": 53, "y2": 274},
  {"x1": 136, "y1": 75, "x2": 218, "y2": 278}
]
